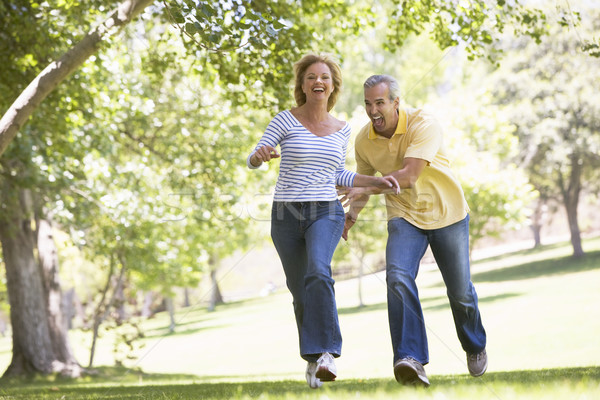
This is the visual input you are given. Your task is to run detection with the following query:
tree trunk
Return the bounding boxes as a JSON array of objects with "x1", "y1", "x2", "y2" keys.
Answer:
[
  {"x1": 88, "y1": 256, "x2": 125, "y2": 368},
  {"x1": 357, "y1": 248, "x2": 365, "y2": 308},
  {"x1": 565, "y1": 197, "x2": 584, "y2": 257},
  {"x1": 37, "y1": 218, "x2": 82, "y2": 377},
  {"x1": 165, "y1": 297, "x2": 176, "y2": 333},
  {"x1": 559, "y1": 155, "x2": 585, "y2": 258},
  {"x1": 208, "y1": 259, "x2": 224, "y2": 312},
  {"x1": 0, "y1": 0, "x2": 155, "y2": 156},
  {"x1": 0, "y1": 190, "x2": 56, "y2": 376},
  {"x1": 183, "y1": 288, "x2": 191, "y2": 308},
  {"x1": 113, "y1": 276, "x2": 127, "y2": 323},
  {"x1": 141, "y1": 291, "x2": 153, "y2": 318},
  {"x1": 530, "y1": 197, "x2": 546, "y2": 248}
]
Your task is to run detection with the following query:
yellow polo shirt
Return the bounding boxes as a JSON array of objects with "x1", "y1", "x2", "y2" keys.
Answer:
[{"x1": 355, "y1": 108, "x2": 469, "y2": 229}]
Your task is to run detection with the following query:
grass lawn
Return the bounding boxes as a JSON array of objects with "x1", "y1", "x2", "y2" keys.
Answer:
[{"x1": 0, "y1": 236, "x2": 599, "y2": 399}]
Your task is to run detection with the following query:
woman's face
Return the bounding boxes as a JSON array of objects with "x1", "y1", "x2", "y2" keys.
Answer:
[{"x1": 302, "y1": 62, "x2": 334, "y2": 102}]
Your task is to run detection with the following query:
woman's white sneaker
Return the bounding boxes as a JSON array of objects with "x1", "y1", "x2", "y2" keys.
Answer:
[
  {"x1": 315, "y1": 352, "x2": 337, "y2": 382},
  {"x1": 305, "y1": 361, "x2": 322, "y2": 389}
]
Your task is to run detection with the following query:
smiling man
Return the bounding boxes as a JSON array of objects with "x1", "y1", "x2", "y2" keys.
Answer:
[{"x1": 339, "y1": 74, "x2": 488, "y2": 387}]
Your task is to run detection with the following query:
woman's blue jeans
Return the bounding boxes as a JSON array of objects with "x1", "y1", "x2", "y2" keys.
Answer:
[
  {"x1": 386, "y1": 215, "x2": 486, "y2": 365},
  {"x1": 271, "y1": 200, "x2": 345, "y2": 362}
]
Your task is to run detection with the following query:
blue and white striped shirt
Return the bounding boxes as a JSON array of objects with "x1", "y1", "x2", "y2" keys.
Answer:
[{"x1": 248, "y1": 110, "x2": 357, "y2": 202}]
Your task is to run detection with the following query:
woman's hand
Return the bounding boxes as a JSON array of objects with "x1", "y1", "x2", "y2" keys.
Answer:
[
  {"x1": 341, "y1": 212, "x2": 356, "y2": 241},
  {"x1": 250, "y1": 145, "x2": 280, "y2": 167},
  {"x1": 337, "y1": 186, "x2": 369, "y2": 208}
]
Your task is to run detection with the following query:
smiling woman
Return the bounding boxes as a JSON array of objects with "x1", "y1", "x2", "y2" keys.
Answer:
[{"x1": 246, "y1": 53, "x2": 399, "y2": 389}]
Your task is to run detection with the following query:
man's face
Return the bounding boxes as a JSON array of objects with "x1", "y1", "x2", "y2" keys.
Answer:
[{"x1": 364, "y1": 83, "x2": 400, "y2": 136}]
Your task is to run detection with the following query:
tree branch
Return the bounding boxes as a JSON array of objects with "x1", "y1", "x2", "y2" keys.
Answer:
[{"x1": 0, "y1": 0, "x2": 155, "y2": 157}]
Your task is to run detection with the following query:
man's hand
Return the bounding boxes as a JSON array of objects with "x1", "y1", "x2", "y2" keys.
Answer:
[{"x1": 373, "y1": 175, "x2": 400, "y2": 194}]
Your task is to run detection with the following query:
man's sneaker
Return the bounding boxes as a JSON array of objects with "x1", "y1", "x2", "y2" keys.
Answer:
[
  {"x1": 305, "y1": 362, "x2": 322, "y2": 389},
  {"x1": 467, "y1": 349, "x2": 488, "y2": 377},
  {"x1": 315, "y1": 352, "x2": 337, "y2": 382},
  {"x1": 393, "y1": 357, "x2": 430, "y2": 387}
]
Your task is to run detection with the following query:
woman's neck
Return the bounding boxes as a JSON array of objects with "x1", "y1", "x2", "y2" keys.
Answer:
[{"x1": 295, "y1": 101, "x2": 329, "y2": 122}]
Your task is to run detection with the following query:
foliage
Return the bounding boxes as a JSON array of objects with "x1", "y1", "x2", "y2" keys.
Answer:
[{"x1": 384, "y1": 0, "x2": 549, "y2": 63}]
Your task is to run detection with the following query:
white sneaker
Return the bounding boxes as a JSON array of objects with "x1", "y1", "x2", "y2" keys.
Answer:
[
  {"x1": 305, "y1": 361, "x2": 322, "y2": 389},
  {"x1": 315, "y1": 352, "x2": 337, "y2": 382}
]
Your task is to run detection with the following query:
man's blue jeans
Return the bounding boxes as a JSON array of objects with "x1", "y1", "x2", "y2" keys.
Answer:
[
  {"x1": 386, "y1": 215, "x2": 486, "y2": 365},
  {"x1": 271, "y1": 200, "x2": 344, "y2": 362}
]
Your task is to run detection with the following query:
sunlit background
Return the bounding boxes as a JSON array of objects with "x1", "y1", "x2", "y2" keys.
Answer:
[{"x1": 0, "y1": 0, "x2": 598, "y2": 393}]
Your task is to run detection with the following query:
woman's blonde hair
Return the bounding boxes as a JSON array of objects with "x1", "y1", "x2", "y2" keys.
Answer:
[{"x1": 293, "y1": 53, "x2": 342, "y2": 112}]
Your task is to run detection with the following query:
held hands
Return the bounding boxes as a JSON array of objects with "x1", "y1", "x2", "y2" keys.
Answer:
[
  {"x1": 336, "y1": 174, "x2": 399, "y2": 241},
  {"x1": 251, "y1": 145, "x2": 280, "y2": 166},
  {"x1": 373, "y1": 175, "x2": 400, "y2": 194},
  {"x1": 337, "y1": 174, "x2": 399, "y2": 209}
]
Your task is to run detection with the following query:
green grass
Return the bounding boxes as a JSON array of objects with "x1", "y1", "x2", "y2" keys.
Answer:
[
  {"x1": 0, "y1": 366, "x2": 599, "y2": 399},
  {"x1": 0, "y1": 236, "x2": 599, "y2": 399}
]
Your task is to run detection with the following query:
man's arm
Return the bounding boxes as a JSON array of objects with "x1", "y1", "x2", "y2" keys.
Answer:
[
  {"x1": 339, "y1": 157, "x2": 428, "y2": 240},
  {"x1": 387, "y1": 157, "x2": 428, "y2": 189}
]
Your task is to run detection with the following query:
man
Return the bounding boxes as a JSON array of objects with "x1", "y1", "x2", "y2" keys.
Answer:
[{"x1": 339, "y1": 75, "x2": 487, "y2": 387}]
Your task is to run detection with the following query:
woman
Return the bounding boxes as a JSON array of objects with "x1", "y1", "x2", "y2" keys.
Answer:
[{"x1": 247, "y1": 53, "x2": 398, "y2": 389}]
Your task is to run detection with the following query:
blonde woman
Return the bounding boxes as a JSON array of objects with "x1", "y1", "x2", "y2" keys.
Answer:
[{"x1": 247, "y1": 54, "x2": 398, "y2": 388}]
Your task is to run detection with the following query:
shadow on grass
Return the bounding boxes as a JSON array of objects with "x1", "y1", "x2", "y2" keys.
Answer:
[
  {"x1": 473, "y1": 240, "x2": 571, "y2": 263},
  {"x1": 142, "y1": 322, "x2": 231, "y2": 339},
  {"x1": 141, "y1": 298, "x2": 271, "y2": 339},
  {"x1": 0, "y1": 366, "x2": 199, "y2": 389},
  {"x1": 339, "y1": 291, "x2": 522, "y2": 315},
  {"x1": 0, "y1": 365, "x2": 598, "y2": 399},
  {"x1": 338, "y1": 295, "x2": 448, "y2": 315},
  {"x1": 472, "y1": 250, "x2": 600, "y2": 283},
  {"x1": 423, "y1": 292, "x2": 522, "y2": 312},
  {"x1": 337, "y1": 302, "x2": 387, "y2": 315}
]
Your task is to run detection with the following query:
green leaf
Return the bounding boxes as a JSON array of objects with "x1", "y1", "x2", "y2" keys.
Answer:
[
  {"x1": 184, "y1": 22, "x2": 197, "y2": 35},
  {"x1": 272, "y1": 20, "x2": 286, "y2": 29},
  {"x1": 200, "y1": 4, "x2": 214, "y2": 18}
]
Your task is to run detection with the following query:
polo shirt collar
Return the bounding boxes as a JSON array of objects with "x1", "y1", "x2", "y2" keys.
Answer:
[{"x1": 368, "y1": 108, "x2": 407, "y2": 139}]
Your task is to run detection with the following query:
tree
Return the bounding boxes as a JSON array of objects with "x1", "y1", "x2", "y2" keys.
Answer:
[{"x1": 490, "y1": 6, "x2": 600, "y2": 257}]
